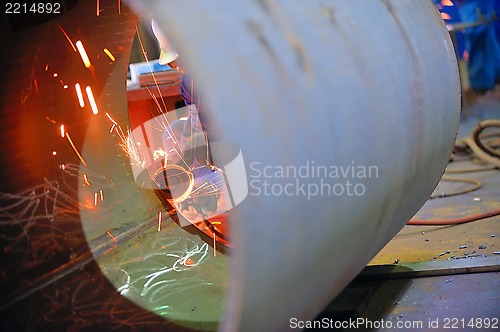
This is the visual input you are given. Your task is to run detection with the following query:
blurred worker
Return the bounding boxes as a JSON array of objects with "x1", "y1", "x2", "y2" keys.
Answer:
[
  {"x1": 151, "y1": 19, "x2": 221, "y2": 218},
  {"x1": 459, "y1": 0, "x2": 500, "y2": 91}
]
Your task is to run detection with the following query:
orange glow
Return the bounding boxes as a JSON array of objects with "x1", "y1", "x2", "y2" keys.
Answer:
[
  {"x1": 60, "y1": 124, "x2": 65, "y2": 138},
  {"x1": 58, "y1": 24, "x2": 77, "y2": 52},
  {"x1": 441, "y1": 0, "x2": 453, "y2": 6},
  {"x1": 75, "y1": 83, "x2": 85, "y2": 108},
  {"x1": 440, "y1": 12, "x2": 451, "y2": 20},
  {"x1": 75, "y1": 40, "x2": 92, "y2": 68},
  {"x1": 85, "y1": 86, "x2": 99, "y2": 115},
  {"x1": 66, "y1": 132, "x2": 88, "y2": 166},
  {"x1": 157, "y1": 211, "x2": 162, "y2": 231},
  {"x1": 103, "y1": 48, "x2": 116, "y2": 61},
  {"x1": 107, "y1": 231, "x2": 118, "y2": 243}
]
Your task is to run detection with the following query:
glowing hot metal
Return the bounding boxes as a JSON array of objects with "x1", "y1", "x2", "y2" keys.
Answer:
[
  {"x1": 75, "y1": 83, "x2": 85, "y2": 108},
  {"x1": 75, "y1": 40, "x2": 92, "y2": 68}
]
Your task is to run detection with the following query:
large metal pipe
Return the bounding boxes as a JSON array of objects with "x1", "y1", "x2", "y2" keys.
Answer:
[
  {"x1": 0, "y1": 0, "x2": 460, "y2": 331},
  {"x1": 124, "y1": 0, "x2": 460, "y2": 330}
]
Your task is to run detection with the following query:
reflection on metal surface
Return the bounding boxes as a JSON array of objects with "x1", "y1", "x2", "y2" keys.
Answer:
[
  {"x1": 127, "y1": 103, "x2": 248, "y2": 250},
  {"x1": 0, "y1": 1, "x2": 229, "y2": 330},
  {"x1": 151, "y1": 163, "x2": 195, "y2": 203},
  {"x1": 97, "y1": 220, "x2": 227, "y2": 328},
  {"x1": 77, "y1": 56, "x2": 230, "y2": 332}
]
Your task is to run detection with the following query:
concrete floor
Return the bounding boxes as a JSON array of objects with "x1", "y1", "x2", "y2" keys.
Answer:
[{"x1": 317, "y1": 91, "x2": 500, "y2": 331}]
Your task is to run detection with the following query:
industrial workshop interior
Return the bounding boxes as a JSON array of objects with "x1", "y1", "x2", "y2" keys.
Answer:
[{"x1": 0, "y1": 0, "x2": 499, "y2": 331}]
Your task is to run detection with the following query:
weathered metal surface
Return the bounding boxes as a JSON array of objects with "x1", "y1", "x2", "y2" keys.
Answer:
[{"x1": 125, "y1": 0, "x2": 461, "y2": 330}]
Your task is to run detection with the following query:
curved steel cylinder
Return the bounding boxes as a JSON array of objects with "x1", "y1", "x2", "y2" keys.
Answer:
[
  {"x1": 0, "y1": 0, "x2": 460, "y2": 331},
  {"x1": 125, "y1": 0, "x2": 461, "y2": 330}
]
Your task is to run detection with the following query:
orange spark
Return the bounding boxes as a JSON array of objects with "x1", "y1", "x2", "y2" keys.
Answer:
[
  {"x1": 94, "y1": 192, "x2": 98, "y2": 206},
  {"x1": 45, "y1": 64, "x2": 49, "y2": 71},
  {"x1": 45, "y1": 116, "x2": 56, "y2": 124},
  {"x1": 75, "y1": 40, "x2": 92, "y2": 68},
  {"x1": 118, "y1": 0, "x2": 121, "y2": 14},
  {"x1": 441, "y1": 0, "x2": 453, "y2": 6},
  {"x1": 85, "y1": 86, "x2": 99, "y2": 115},
  {"x1": 83, "y1": 174, "x2": 91, "y2": 186},
  {"x1": 58, "y1": 24, "x2": 76, "y2": 52},
  {"x1": 60, "y1": 124, "x2": 65, "y2": 137},
  {"x1": 53, "y1": 73, "x2": 58, "y2": 77},
  {"x1": 213, "y1": 234, "x2": 217, "y2": 257},
  {"x1": 75, "y1": 83, "x2": 85, "y2": 108},
  {"x1": 96, "y1": 0, "x2": 100, "y2": 16},
  {"x1": 103, "y1": 48, "x2": 116, "y2": 61},
  {"x1": 440, "y1": 12, "x2": 451, "y2": 20},
  {"x1": 105, "y1": 112, "x2": 118, "y2": 125},
  {"x1": 135, "y1": 24, "x2": 170, "y2": 113},
  {"x1": 65, "y1": 132, "x2": 88, "y2": 166},
  {"x1": 107, "y1": 231, "x2": 118, "y2": 243},
  {"x1": 52, "y1": 151, "x2": 57, "y2": 156},
  {"x1": 99, "y1": 189, "x2": 104, "y2": 201},
  {"x1": 63, "y1": 84, "x2": 68, "y2": 89},
  {"x1": 33, "y1": 79, "x2": 39, "y2": 94},
  {"x1": 157, "y1": 211, "x2": 162, "y2": 231},
  {"x1": 61, "y1": 164, "x2": 66, "y2": 170}
]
